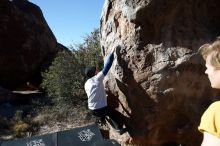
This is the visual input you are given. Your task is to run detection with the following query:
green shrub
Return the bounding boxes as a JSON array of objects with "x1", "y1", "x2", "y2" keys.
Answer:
[
  {"x1": 71, "y1": 28, "x2": 103, "y2": 69},
  {"x1": 41, "y1": 28, "x2": 102, "y2": 108},
  {"x1": 41, "y1": 51, "x2": 85, "y2": 106}
]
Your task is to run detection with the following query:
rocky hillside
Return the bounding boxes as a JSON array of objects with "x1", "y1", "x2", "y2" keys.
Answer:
[{"x1": 100, "y1": 0, "x2": 220, "y2": 145}]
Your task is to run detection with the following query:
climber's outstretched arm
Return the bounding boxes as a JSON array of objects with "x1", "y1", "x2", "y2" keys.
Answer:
[{"x1": 102, "y1": 46, "x2": 118, "y2": 76}]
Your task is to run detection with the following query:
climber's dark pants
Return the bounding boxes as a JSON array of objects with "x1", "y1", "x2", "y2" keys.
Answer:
[{"x1": 90, "y1": 106, "x2": 123, "y2": 130}]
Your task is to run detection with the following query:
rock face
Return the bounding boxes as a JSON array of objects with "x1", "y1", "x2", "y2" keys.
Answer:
[
  {"x1": 100, "y1": 0, "x2": 220, "y2": 145},
  {"x1": 0, "y1": 0, "x2": 59, "y2": 89}
]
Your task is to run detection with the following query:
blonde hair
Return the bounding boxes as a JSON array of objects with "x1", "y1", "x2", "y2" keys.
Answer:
[{"x1": 198, "y1": 37, "x2": 220, "y2": 69}]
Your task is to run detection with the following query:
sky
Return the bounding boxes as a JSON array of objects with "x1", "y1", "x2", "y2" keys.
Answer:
[{"x1": 30, "y1": 0, "x2": 104, "y2": 47}]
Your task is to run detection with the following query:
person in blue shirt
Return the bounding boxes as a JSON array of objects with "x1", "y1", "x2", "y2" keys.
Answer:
[{"x1": 84, "y1": 46, "x2": 125, "y2": 134}]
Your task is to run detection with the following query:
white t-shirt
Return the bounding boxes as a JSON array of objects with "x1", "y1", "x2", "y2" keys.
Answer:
[{"x1": 84, "y1": 72, "x2": 107, "y2": 110}]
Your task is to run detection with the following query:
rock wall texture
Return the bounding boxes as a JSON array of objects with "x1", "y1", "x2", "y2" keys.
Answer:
[
  {"x1": 100, "y1": 0, "x2": 220, "y2": 145},
  {"x1": 0, "y1": 0, "x2": 59, "y2": 89}
]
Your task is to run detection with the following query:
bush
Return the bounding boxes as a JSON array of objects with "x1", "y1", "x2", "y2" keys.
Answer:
[
  {"x1": 41, "y1": 51, "x2": 85, "y2": 106},
  {"x1": 41, "y1": 28, "x2": 102, "y2": 108},
  {"x1": 71, "y1": 28, "x2": 103, "y2": 69}
]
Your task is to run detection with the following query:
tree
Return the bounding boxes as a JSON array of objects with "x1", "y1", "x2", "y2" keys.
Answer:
[
  {"x1": 41, "y1": 28, "x2": 103, "y2": 107},
  {"x1": 71, "y1": 28, "x2": 103, "y2": 69},
  {"x1": 41, "y1": 51, "x2": 84, "y2": 106}
]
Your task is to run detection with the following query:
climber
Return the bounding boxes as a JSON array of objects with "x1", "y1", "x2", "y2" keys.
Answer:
[
  {"x1": 198, "y1": 37, "x2": 220, "y2": 146},
  {"x1": 84, "y1": 45, "x2": 125, "y2": 135}
]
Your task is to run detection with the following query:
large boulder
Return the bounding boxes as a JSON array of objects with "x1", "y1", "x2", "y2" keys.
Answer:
[
  {"x1": 100, "y1": 0, "x2": 220, "y2": 145},
  {"x1": 0, "y1": 0, "x2": 59, "y2": 89}
]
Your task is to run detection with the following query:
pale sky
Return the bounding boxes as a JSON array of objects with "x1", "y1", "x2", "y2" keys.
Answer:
[{"x1": 30, "y1": 0, "x2": 104, "y2": 47}]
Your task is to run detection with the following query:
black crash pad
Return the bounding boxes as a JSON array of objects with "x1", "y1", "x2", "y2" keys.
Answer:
[
  {"x1": 57, "y1": 124, "x2": 103, "y2": 146},
  {"x1": 1, "y1": 133, "x2": 56, "y2": 146},
  {"x1": 1, "y1": 124, "x2": 103, "y2": 146}
]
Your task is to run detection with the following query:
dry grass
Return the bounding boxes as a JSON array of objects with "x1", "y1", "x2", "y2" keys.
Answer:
[
  {"x1": 12, "y1": 120, "x2": 30, "y2": 137},
  {"x1": 0, "y1": 95, "x2": 114, "y2": 143}
]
